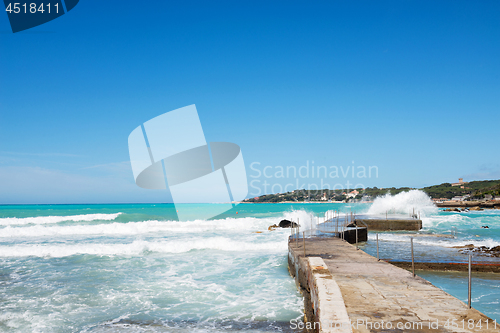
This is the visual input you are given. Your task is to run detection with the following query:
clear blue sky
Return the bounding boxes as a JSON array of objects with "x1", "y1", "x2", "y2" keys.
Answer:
[{"x1": 1, "y1": 0, "x2": 499, "y2": 204}]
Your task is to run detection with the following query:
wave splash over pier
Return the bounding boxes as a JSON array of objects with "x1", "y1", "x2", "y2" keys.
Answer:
[{"x1": 367, "y1": 189, "x2": 438, "y2": 217}]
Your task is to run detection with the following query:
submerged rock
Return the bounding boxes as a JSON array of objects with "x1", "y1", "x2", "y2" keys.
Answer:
[{"x1": 452, "y1": 244, "x2": 475, "y2": 249}]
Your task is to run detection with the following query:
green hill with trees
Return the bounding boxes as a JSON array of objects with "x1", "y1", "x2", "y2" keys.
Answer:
[{"x1": 244, "y1": 180, "x2": 500, "y2": 203}]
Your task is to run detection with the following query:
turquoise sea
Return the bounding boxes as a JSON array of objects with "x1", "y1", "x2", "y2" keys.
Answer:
[{"x1": 1, "y1": 197, "x2": 499, "y2": 332}]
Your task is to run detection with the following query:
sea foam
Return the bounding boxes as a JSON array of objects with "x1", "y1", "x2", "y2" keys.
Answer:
[
  {"x1": 0, "y1": 213, "x2": 122, "y2": 226},
  {"x1": 0, "y1": 237, "x2": 288, "y2": 257}
]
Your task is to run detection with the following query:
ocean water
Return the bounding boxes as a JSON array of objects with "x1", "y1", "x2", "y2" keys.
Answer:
[
  {"x1": 1, "y1": 198, "x2": 499, "y2": 332},
  {"x1": 0, "y1": 203, "x2": 347, "y2": 333}
]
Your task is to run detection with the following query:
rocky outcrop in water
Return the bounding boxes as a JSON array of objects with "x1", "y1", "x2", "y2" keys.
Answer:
[
  {"x1": 443, "y1": 208, "x2": 461, "y2": 212},
  {"x1": 455, "y1": 244, "x2": 500, "y2": 257},
  {"x1": 443, "y1": 207, "x2": 482, "y2": 212},
  {"x1": 278, "y1": 219, "x2": 299, "y2": 228}
]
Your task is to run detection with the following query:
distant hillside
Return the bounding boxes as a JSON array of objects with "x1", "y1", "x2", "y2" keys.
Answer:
[
  {"x1": 421, "y1": 180, "x2": 500, "y2": 200},
  {"x1": 244, "y1": 180, "x2": 500, "y2": 203}
]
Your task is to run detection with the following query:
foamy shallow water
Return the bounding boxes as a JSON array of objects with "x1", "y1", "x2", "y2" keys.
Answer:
[{"x1": 0, "y1": 206, "x2": 313, "y2": 332}]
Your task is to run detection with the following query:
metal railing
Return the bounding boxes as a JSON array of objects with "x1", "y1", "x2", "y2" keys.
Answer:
[{"x1": 374, "y1": 231, "x2": 474, "y2": 309}]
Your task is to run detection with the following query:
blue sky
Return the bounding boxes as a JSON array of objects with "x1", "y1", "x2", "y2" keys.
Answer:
[{"x1": 1, "y1": 0, "x2": 499, "y2": 204}]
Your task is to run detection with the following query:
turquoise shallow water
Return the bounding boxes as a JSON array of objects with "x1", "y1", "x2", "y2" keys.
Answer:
[
  {"x1": 0, "y1": 203, "x2": 354, "y2": 332},
  {"x1": 1, "y1": 202, "x2": 499, "y2": 331}
]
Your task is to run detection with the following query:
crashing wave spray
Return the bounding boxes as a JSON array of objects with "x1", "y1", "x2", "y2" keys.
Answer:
[{"x1": 367, "y1": 190, "x2": 437, "y2": 217}]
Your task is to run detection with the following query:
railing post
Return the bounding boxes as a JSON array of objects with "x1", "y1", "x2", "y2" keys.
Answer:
[
  {"x1": 303, "y1": 232, "x2": 306, "y2": 257},
  {"x1": 297, "y1": 219, "x2": 300, "y2": 246},
  {"x1": 296, "y1": 224, "x2": 299, "y2": 247},
  {"x1": 468, "y1": 253, "x2": 472, "y2": 309},
  {"x1": 355, "y1": 224, "x2": 358, "y2": 250},
  {"x1": 376, "y1": 233, "x2": 379, "y2": 261},
  {"x1": 343, "y1": 215, "x2": 346, "y2": 240},
  {"x1": 336, "y1": 215, "x2": 338, "y2": 235},
  {"x1": 411, "y1": 237, "x2": 415, "y2": 277}
]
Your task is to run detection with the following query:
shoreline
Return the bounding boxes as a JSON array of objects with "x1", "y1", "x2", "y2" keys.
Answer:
[{"x1": 238, "y1": 201, "x2": 368, "y2": 204}]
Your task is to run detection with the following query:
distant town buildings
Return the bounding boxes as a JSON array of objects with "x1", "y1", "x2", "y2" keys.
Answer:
[
  {"x1": 347, "y1": 190, "x2": 359, "y2": 199},
  {"x1": 451, "y1": 194, "x2": 471, "y2": 201},
  {"x1": 451, "y1": 178, "x2": 468, "y2": 187},
  {"x1": 432, "y1": 198, "x2": 449, "y2": 203}
]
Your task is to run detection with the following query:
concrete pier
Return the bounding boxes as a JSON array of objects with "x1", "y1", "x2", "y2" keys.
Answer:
[
  {"x1": 289, "y1": 236, "x2": 499, "y2": 333},
  {"x1": 355, "y1": 218, "x2": 422, "y2": 231},
  {"x1": 318, "y1": 215, "x2": 422, "y2": 232}
]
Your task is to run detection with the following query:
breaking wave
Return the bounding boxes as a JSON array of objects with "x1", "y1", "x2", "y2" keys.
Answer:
[
  {"x1": 367, "y1": 190, "x2": 437, "y2": 217},
  {"x1": 0, "y1": 237, "x2": 287, "y2": 257}
]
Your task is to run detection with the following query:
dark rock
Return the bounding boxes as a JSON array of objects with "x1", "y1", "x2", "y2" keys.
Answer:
[
  {"x1": 458, "y1": 244, "x2": 500, "y2": 257},
  {"x1": 490, "y1": 246, "x2": 500, "y2": 252},
  {"x1": 278, "y1": 219, "x2": 298, "y2": 228}
]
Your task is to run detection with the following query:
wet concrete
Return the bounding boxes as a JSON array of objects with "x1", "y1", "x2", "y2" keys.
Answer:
[{"x1": 288, "y1": 236, "x2": 500, "y2": 333}]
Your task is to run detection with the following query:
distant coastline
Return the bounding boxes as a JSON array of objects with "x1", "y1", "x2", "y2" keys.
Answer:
[{"x1": 244, "y1": 179, "x2": 500, "y2": 204}]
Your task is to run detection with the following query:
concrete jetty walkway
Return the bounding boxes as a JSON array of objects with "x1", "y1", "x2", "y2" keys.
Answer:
[{"x1": 288, "y1": 236, "x2": 499, "y2": 333}]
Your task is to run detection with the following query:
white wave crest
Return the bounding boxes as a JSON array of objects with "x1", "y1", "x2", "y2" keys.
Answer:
[
  {"x1": 0, "y1": 210, "x2": 318, "y2": 239},
  {"x1": 0, "y1": 213, "x2": 122, "y2": 226},
  {"x1": 0, "y1": 218, "x2": 265, "y2": 238},
  {"x1": 0, "y1": 237, "x2": 287, "y2": 258},
  {"x1": 367, "y1": 190, "x2": 437, "y2": 217},
  {"x1": 368, "y1": 233, "x2": 500, "y2": 249}
]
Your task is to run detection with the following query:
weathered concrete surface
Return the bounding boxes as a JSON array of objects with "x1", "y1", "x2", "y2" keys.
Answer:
[
  {"x1": 309, "y1": 257, "x2": 352, "y2": 333},
  {"x1": 289, "y1": 237, "x2": 499, "y2": 333},
  {"x1": 356, "y1": 219, "x2": 422, "y2": 231}
]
